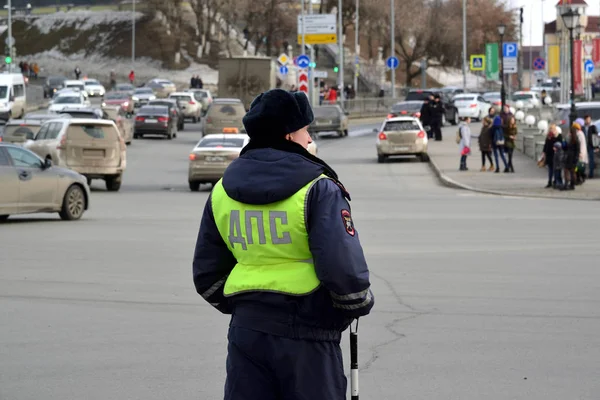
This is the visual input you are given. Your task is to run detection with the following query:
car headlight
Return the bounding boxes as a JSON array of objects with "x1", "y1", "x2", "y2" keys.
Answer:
[
  {"x1": 123, "y1": 102, "x2": 129, "y2": 107},
  {"x1": 132, "y1": 96, "x2": 139, "y2": 101},
  {"x1": 149, "y1": 95, "x2": 156, "y2": 100},
  {"x1": 102, "y1": 102, "x2": 106, "y2": 107}
]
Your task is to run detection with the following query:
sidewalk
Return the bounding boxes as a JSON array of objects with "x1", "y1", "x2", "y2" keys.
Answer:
[{"x1": 427, "y1": 129, "x2": 600, "y2": 201}]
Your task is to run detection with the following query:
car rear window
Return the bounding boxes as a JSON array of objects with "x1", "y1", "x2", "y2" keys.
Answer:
[
  {"x1": 3, "y1": 125, "x2": 40, "y2": 141},
  {"x1": 210, "y1": 104, "x2": 245, "y2": 117},
  {"x1": 139, "y1": 106, "x2": 168, "y2": 115},
  {"x1": 195, "y1": 91, "x2": 208, "y2": 98},
  {"x1": 384, "y1": 120, "x2": 421, "y2": 131},
  {"x1": 105, "y1": 92, "x2": 128, "y2": 99},
  {"x1": 512, "y1": 94, "x2": 534, "y2": 100},
  {"x1": 405, "y1": 91, "x2": 433, "y2": 101},
  {"x1": 55, "y1": 96, "x2": 82, "y2": 104},
  {"x1": 313, "y1": 107, "x2": 339, "y2": 117},
  {"x1": 66, "y1": 124, "x2": 118, "y2": 141},
  {"x1": 454, "y1": 96, "x2": 476, "y2": 102},
  {"x1": 391, "y1": 102, "x2": 422, "y2": 112},
  {"x1": 170, "y1": 95, "x2": 192, "y2": 101},
  {"x1": 61, "y1": 112, "x2": 100, "y2": 119},
  {"x1": 198, "y1": 138, "x2": 245, "y2": 148}
]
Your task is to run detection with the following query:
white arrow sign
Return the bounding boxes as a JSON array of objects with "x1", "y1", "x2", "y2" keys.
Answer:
[{"x1": 585, "y1": 44, "x2": 593, "y2": 56}]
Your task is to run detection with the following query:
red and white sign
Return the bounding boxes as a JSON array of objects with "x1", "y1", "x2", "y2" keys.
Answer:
[
  {"x1": 298, "y1": 69, "x2": 309, "y2": 93},
  {"x1": 592, "y1": 38, "x2": 600, "y2": 66},
  {"x1": 574, "y1": 39, "x2": 583, "y2": 95}
]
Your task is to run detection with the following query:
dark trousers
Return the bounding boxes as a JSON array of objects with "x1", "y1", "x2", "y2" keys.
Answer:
[
  {"x1": 554, "y1": 169, "x2": 563, "y2": 187},
  {"x1": 481, "y1": 151, "x2": 493, "y2": 167},
  {"x1": 588, "y1": 148, "x2": 595, "y2": 178},
  {"x1": 225, "y1": 326, "x2": 346, "y2": 400},
  {"x1": 460, "y1": 155, "x2": 467, "y2": 170},
  {"x1": 492, "y1": 145, "x2": 508, "y2": 170},
  {"x1": 431, "y1": 122, "x2": 442, "y2": 141},
  {"x1": 546, "y1": 162, "x2": 554, "y2": 184},
  {"x1": 506, "y1": 147, "x2": 514, "y2": 170}
]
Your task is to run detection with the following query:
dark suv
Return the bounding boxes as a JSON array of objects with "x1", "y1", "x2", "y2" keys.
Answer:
[
  {"x1": 43, "y1": 76, "x2": 67, "y2": 98},
  {"x1": 405, "y1": 90, "x2": 458, "y2": 126}
]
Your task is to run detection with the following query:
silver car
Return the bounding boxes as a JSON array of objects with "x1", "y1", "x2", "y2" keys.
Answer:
[{"x1": 0, "y1": 143, "x2": 90, "y2": 221}]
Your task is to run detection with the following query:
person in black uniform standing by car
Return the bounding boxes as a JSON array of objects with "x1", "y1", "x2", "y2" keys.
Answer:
[
  {"x1": 420, "y1": 94, "x2": 433, "y2": 139},
  {"x1": 430, "y1": 94, "x2": 444, "y2": 141}
]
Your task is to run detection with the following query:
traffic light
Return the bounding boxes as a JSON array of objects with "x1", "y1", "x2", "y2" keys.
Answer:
[
  {"x1": 5, "y1": 56, "x2": 12, "y2": 64},
  {"x1": 333, "y1": 66, "x2": 339, "y2": 73},
  {"x1": 309, "y1": 62, "x2": 316, "y2": 68}
]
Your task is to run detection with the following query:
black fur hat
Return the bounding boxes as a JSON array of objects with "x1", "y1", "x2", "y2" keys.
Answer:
[{"x1": 242, "y1": 89, "x2": 314, "y2": 140}]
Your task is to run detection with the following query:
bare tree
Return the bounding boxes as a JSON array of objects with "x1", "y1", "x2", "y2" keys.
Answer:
[{"x1": 240, "y1": 0, "x2": 296, "y2": 56}]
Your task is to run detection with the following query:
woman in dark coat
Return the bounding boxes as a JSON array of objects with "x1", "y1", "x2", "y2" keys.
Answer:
[
  {"x1": 562, "y1": 126, "x2": 580, "y2": 191},
  {"x1": 479, "y1": 115, "x2": 494, "y2": 171},
  {"x1": 542, "y1": 124, "x2": 559, "y2": 188}
]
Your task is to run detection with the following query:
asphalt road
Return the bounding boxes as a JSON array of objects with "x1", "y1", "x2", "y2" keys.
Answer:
[{"x1": 2, "y1": 121, "x2": 600, "y2": 400}]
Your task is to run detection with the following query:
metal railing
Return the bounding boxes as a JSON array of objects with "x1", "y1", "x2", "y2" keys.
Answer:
[{"x1": 322, "y1": 97, "x2": 400, "y2": 118}]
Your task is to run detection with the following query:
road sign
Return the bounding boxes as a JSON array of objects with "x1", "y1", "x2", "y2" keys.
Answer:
[
  {"x1": 313, "y1": 70, "x2": 328, "y2": 78},
  {"x1": 279, "y1": 65, "x2": 289, "y2": 75},
  {"x1": 0, "y1": 25, "x2": 8, "y2": 36},
  {"x1": 298, "y1": 69, "x2": 309, "y2": 93},
  {"x1": 485, "y1": 43, "x2": 499, "y2": 80},
  {"x1": 386, "y1": 56, "x2": 399, "y2": 69},
  {"x1": 470, "y1": 55, "x2": 485, "y2": 71},
  {"x1": 585, "y1": 59, "x2": 594, "y2": 75},
  {"x1": 296, "y1": 54, "x2": 310, "y2": 69},
  {"x1": 277, "y1": 53, "x2": 289, "y2": 65},
  {"x1": 297, "y1": 14, "x2": 337, "y2": 45},
  {"x1": 585, "y1": 44, "x2": 593, "y2": 56},
  {"x1": 5, "y1": 36, "x2": 15, "y2": 47},
  {"x1": 503, "y1": 58, "x2": 518, "y2": 74},
  {"x1": 534, "y1": 70, "x2": 546, "y2": 79},
  {"x1": 503, "y1": 42, "x2": 518, "y2": 58},
  {"x1": 533, "y1": 57, "x2": 545, "y2": 70}
]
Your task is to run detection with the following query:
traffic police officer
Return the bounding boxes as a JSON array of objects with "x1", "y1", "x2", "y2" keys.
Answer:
[{"x1": 193, "y1": 89, "x2": 374, "y2": 399}]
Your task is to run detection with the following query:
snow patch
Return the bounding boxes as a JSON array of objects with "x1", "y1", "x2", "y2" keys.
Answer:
[
  {"x1": 425, "y1": 65, "x2": 486, "y2": 89},
  {"x1": 29, "y1": 10, "x2": 143, "y2": 35}
]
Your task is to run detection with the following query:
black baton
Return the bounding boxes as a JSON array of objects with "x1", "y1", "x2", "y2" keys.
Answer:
[{"x1": 350, "y1": 319, "x2": 359, "y2": 400}]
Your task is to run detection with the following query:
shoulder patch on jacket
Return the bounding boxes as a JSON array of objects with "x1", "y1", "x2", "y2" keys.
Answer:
[{"x1": 341, "y1": 209, "x2": 355, "y2": 236}]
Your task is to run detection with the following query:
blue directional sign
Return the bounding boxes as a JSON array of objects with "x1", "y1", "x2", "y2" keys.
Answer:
[
  {"x1": 585, "y1": 59, "x2": 594, "y2": 74},
  {"x1": 386, "y1": 56, "x2": 399, "y2": 69},
  {"x1": 503, "y1": 42, "x2": 518, "y2": 58},
  {"x1": 279, "y1": 65, "x2": 289, "y2": 75},
  {"x1": 296, "y1": 54, "x2": 310, "y2": 69},
  {"x1": 533, "y1": 57, "x2": 545, "y2": 70}
]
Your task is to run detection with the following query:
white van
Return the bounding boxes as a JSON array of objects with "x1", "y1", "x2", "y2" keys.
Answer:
[{"x1": 0, "y1": 73, "x2": 26, "y2": 121}]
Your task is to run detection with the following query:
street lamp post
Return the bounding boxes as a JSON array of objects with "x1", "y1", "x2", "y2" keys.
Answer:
[
  {"x1": 497, "y1": 24, "x2": 506, "y2": 110},
  {"x1": 561, "y1": 7, "x2": 581, "y2": 127}
]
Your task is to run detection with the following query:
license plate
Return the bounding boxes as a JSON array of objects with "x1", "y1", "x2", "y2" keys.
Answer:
[
  {"x1": 83, "y1": 149, "x2": 105, "y2": 157},
  {"x1": 394, "y1": 147, "x2": 409, "y2": 151},
  {"x1": 206, "y1": 156, "x2": 225, "y2": 162},
  {"x1": 317, "y1": 120, "x2": 332, "y2": 125},
  {"x1": 146, "y1": 119, "x2": 157, "y2": 123}
]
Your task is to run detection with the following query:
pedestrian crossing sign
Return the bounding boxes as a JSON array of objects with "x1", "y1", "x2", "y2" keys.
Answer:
[{"x1": 470, "y1": 55, "x2": 485, "y2": 71}]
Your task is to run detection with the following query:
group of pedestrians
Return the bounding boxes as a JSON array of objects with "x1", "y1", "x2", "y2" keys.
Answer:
[
  {"x1": 540, "y1": 116, "x2": 599, "y2": 191},
  {"x1": 420, "y1": 94, "x2": 444, "y2": 141},
  {"x1": 190, "y1": 75, "x2": 204, "y2": 89},
  {"x1": 457, "y1": 105, "x2": 517, "y2": 172},
  {"x1": 19, "y1": 61, "x2": 40, "y2": 78}
]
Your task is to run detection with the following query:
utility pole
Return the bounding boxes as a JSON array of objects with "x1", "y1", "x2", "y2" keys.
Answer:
[
  {"x1": 301, "y1": 0, "x2": 306, "y2": 56},
  {"x1": 518, "y1": 7, "x2": 523, "y2": 89},
  {"x1": 8, "y1": 0, "x2": 12, "y2": 73},
  {"x1": 338, "y1": 0, "x2": 345, "y2": 104},
  {"x1": 309, "y1": 0, "x2": 315, "y2": 106},
  {"x1": 132, "y1": 0, "x2": 135, "y2": 67},
  {"x1": 390, "y1": 0, "x2": 395, "y2": 99},
  {"x1": 462, "y1": 0, "x2": 467, "y2": 90},
  {"x1": 354, "y1": 0, "x2": 359, "y2": 94},
  {"x1": 529, "y1": 4, "x2": 533, "y2": 89}
]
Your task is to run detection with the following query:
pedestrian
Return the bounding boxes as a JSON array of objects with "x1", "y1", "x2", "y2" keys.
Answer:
[
  {"x1": 490, "y1": 116, "x2": 509, "y2": 173},
  {"x1": 574, "y1": 118, "x2": 588, "y2": 185},
  {"x1": 479, "y1": 111, "x2": 494, "y2": 171},
  {"x1": 420, "y1": 94, "x2": 433, "y2": 139},
  {"x1": 109, "y1": 70, "x2": 116, "y2": 91},
  {"x1": 583, "y1": 115, "x2": 599, "y2": 178},
  {"x1": 190, "y1": 75, "x2": 197, "y2": 88},
  {"x1": 192, "y1": 88, "x2": 375, "y2": 400},
  {"x1": 504, "y1": 116, "x2": 518, "y2": 173},
  {"x1": 327, "y1": 85, "x2": 338, "y2": 104},
  {"x1": 128, "y1": 70, "x2": 135, "y2": 85},
  {"x1": 74, "y1": 65, "x2": 81, "y2": 80},
  {"x1": 500, "y1": 104, "x2": 513, "y2": 129},
  {"x1": 430, "y1": 94, "x2": 444, "y2": 141},
  {"x1": 553, "y1": 141, "x2": 565, "y2": 189},
  {"x1": 458, "y1": 116, "x2": 471, "y2": 171},
  {"x1": 197, "y1": 75, "x2": 204, "y2": 89},
  {"x1": 542, "y1": 123, "x2": 559, "y2": 188},
  {"x1": 562, "y1": 125, "x2": 580, "y2": 191}
]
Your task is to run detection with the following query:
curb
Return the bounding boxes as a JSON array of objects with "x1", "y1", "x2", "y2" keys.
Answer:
[{"x1": 427, "y1": 156, "x2": 600, "y2": 202}]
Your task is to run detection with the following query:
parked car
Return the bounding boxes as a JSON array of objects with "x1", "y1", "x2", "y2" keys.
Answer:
[
  {"x1": 102, "y1": 105, "x2": 134, "y2": 145},
  {"x1": 48, "y1": 91, "x2": 91, "y2": 113},
  {"x1": 184, "y1": 89, "x2": 213, "y2": 115},
  {"x1": 203, "y1": 98, "x2": 246, "y2": 136},
  {"x1": 82, "y1": 78, "x2": 106, "y2": 97},
  {"x1": 387, "y1": 101, "x2": 423, "y2": 119},
  {"x1": 309, "y1": 105, "x2": 349, "y2": 137},
  {"x1": 405, "y1": 89, "x2": 458, "y2": 125},
  {"x1": 0, "y1": 120, "x2": 44, "y2": 144},
  {"x1": 102, "y1": 91, "x2": 135, "y2": 114},
  {"x1": 134, "y1": 105, "x2": 177, "y2": 140},
  {"x1": 188, "y1": 133, "x2": 250, "y2": 191},
  {"x1": 376, "y1": 116, "x2": 429, "y2": 163},
  {"x1": 132, "y1": 87, "x2": 156, "y2": 108},
  {"x1": 24, "y1": 118, "x2": 126, "y2": 191},
  {"x1": 554, "y1": 102, "x2": 600, "y2": 134},
  {"x1": 147, "y1": 99, "x2": 183, "y2": 130},
  {"x1": 43, "y1": 76, "x2": 67, "y2": 98},
  {"x1": 452, "y1": 93, "x2": 490, "y2": 121},
  {"x1": 0, "y1": 143, "x2": 90, "y2": 221},
  {"x1": 145, "y1": 79, "x2": 177, "y2": 98},
  {"x1": 511, "y1": 91, "x2": 541, "y2": 109},
  {"x1": 168, "y1": 92, "x2": 203, "y2": 122}
]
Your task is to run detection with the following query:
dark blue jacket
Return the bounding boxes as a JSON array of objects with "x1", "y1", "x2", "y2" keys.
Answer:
[{"x1": 193, "y1": 148, "x2": 374, "y2": 342}]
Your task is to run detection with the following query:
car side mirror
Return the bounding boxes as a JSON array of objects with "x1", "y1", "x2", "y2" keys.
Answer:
[{"x1": 43, "y1": 158, "x2": 52, "y2": 169}]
